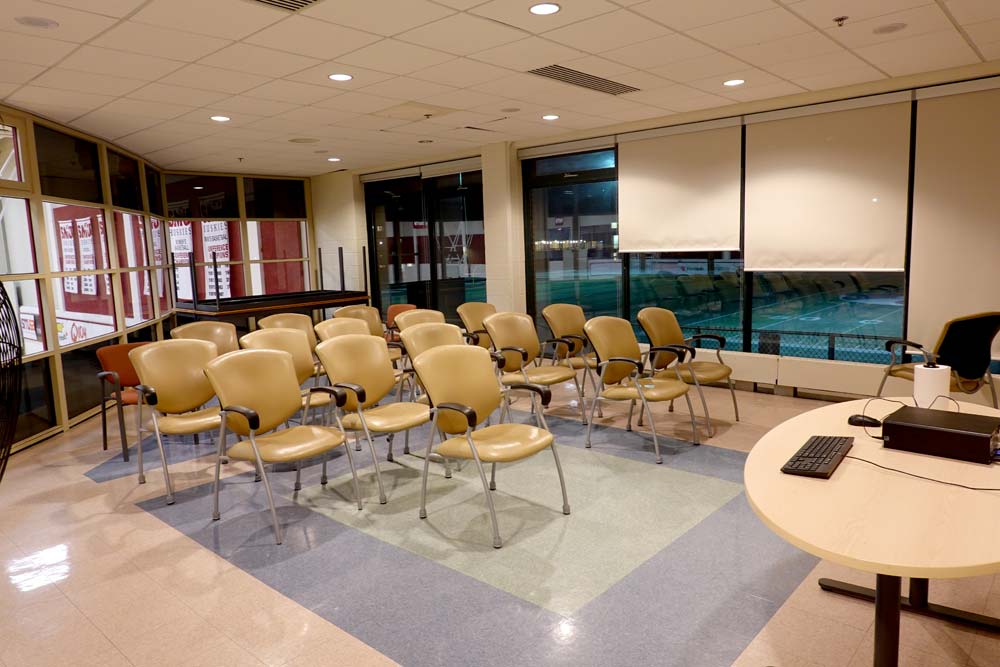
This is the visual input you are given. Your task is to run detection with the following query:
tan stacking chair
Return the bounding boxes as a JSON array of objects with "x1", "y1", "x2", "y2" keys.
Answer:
[
  {"x1": 239, "y1": 328, "x2": 330, "y2": 421},
  {"x1": 399, "y1": 322, "x2": 468, "y2": 360},
  {"x1": 483, "y1": 311, "x2": 586, "y2": 423},
  {"x1": 315, "y1": 317, "x2": 370, "y2": 342},
  {"x1": 204, "y1": 349, "x2": 362, "y2": 545},
  {"x1": 258, "y1": 312, "x2": 318, "y2": 351},
  {"x1": 541, "y1": 303, "x2": 602, "y2": 417},
  {"x1": 129, "y1": 339, "x2": 223, "y2": 504},
  {"x1": 170, "y1": 321, "x2": 239, "y2": 354},
  {"x1": 637, "y1": 307, "x2": 739, "y2": 436},
  {"x1": 583, "y1": 316, "x2": 700, "y2": 463},
  {"x1": 413, "y1": 344, "x2": 570, "y2": 549},
  {"x1": 394, "y1": 308, "x2": 446, "y2": 332},
  {"x1": 317, "y1": 335, "x2": 430, "y2": 483},
  {"x1": 385, "y1": 303, "x2": 416, "y2": 341},
  {"x1": 457, "y1": 302, "x2": 497, "y2": 349},
  {"x1": 334, "y1": 305, "x2": 403, "y2": 364}
]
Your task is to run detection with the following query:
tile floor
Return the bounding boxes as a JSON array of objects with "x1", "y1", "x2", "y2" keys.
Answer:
[{"x1": 1, "y1": 377, "x2": 999, "y2": 666}]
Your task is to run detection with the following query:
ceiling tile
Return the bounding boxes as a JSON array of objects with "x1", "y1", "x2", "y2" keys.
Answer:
[
  {"x1": 0, "y1": 0, "x2": 116, "y2": 42},
  {"x1": 854, "y1": 28, "x2": 980, "y2": 75},
  {"x1": 411, "y1": 58, "x2": 511, "y2": 87},
  {"x1": 0, "y1": 82, "x2": 22, "y2": 98},
  {"x1": 469, "y1": 0, "x2": 619, "y2": 33},
  {"x1": 0, "y1": 60, "x2": 46, "y2": 84},
  {"x1": 602, "y1": 33, "x2": 714, "y2": 69},
  {"x1": 40, "y1": 0, "x2": 146, "y2": 18},
  {"x1": 160, "y1": 64, "x2": 271, "y2": 95},
  {"x1": 173, "y1": 108, "x2": 267, "y2": 128},
  {"x1": 241, "y1": 79, "x2": 338, "y2": 105},
  {"x1": 788, "y1": 0, "x2": 933, "y2": 27},
  {"x1": 244, "y1": 16, "x2": 381, "y2": 60},
  {"x1": 0, "y1": 30, "x2": 78, "y2": 66},
  {"x1": 358, "y1": 77, "x2": 457, "y2": 101},
  {"x1": 420, "y1": 109, "x2": 498, "y2": 127},
  {"x1": 544, "y1": 9, "x2": 671, "y2": 52},
  {"x1": 965, "y1": 18, "x2": 1000, "y2": 45},
  {"x1": 728, "y1": 31, "x2": 842, "y2": 67},
  {"x1": 199, "y1": 43, "x2": 321, "y2": 78},
  {"x1": 978, "y1": 40, "x2": 1000, "y2": 59},
  {"x1": 212, "y1": 95, "x2": 301, "y2": 117},
  {"x1": 285, "y1": 61, "x2": 396, "y2": 89},
  {"x1": 791, "y1": 66, "x2": 885, "y2": 90},
  {"x1": 432, "y1": 0, "x2": 490, "y2": 8},
  {"x1": 648, "y1": 52, "x2": 748, "y2": 81},
  {"x1": 90, "y1": 21, "x2": 231, "y2": 62},
  {"x1": 131, "y1": 0, "x2": 285, "y2": 40},
  {"x1": 339, "y1": 40, "x2": 454, "y2": 75},
  {"x1": 32, "y1": 68, "x2": 148, "y2": 96},
  {"x1": 60, "y1": 45, "x2": 185, "y2": 81},
  {"x1": 312, "y1": 91, "x2": 399, "y2": 113},
  {"x1": 601, "y1": 104, "x2": 671, "y2": 122},
  {"x1": 721, "y1": 80, "x2": 807, "y2": 101},
  {"x1": 334, "y1": 114, "x2": 412, "y2": 130},
  {"x1": 630, "y1": 0, "x2": 777, "y2": 30},
  {"x1": 688, "y1": 8, "x2": 813, "y2": 50},
  {"x1": 469, "y1": 36, "x2": 583, "y2": 71},
  {"x1": 666, "y1": 93, "x2": 734, "y2": 112},
  {"x1": 619, "y1": 82, "x2": 710, "y2": 108},
  {"x1": 103, "y1": 97, "x2": 195, "y2": 120},
  {"x1": 71, "y1": 110, "x2": 160, "y2": 140},
  {"x1": 117, "y1": 126, "x2": 214, "y2": 154},
  {"x1": 129, "y1": 82, "x2": 230, "y2": 106},
  {"x1": 765, "y1": 49, "x2": 877, "y2": 78},
  {"x1": 6, "y1": 85, "x2": 114, "y2": 120},
  {"x1": 398, "y1": 13, "x2": 527, "y2": 56},
  {"x1": 558, "y1": 55, "x2": 635, "y2": 77},
  {"x1": 302, "y1": 0, "x2": 454, "y2": 37},
  {"x1": 612, "y1": 70, "x2": 675, "y2": 89},
  {"x1": 416, "y1": 88, "x2": 509, "y2": 110},
  {"x1": 942, "y1": 0, "x2": 1000, "y2": 25},
  {"x1": 824, "y1": 4, "x2": 954, "y2": 49},
  {"x1": 687, "y1": 67, "x2": 782, "y2": 95}
]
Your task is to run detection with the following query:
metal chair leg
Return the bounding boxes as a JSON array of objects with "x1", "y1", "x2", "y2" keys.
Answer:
[
  {"x1": 572, "y1": 375, "x2": 587, "y2": 425},
  {"x1": 691, "y1": 377, "x2": 715, "y2": 438},
  {"x1": 642, "y1": 397, "x2": 662, "y2": 464},
  {"x1": 418, "y1": 416, "x2": 440, "y2": 519},
  {"x1": 321, "y1": 459, "x2": 329, "y2": 486},
  {"x1": 549, "y1": 443, "x2": 571, "y2": 515},
  {"x1": 115, "y1": 398, "x2": 129, "y2": 462},
  {"x1": 585, "y1": 393, "x2": 600, "y2": 448},
  {"x1": 341, "y1": 440, "x2": 363, "y2": 510},
  {"x1": 585, "y1": 365, "x2": 603, "y2": 418},
  {"x1": 358, "y1": 415, "x2": 387, "y2": 504},
  {"x1": 727, "y1": 376, "x2": 740, "y2": 421},
  {"x1": 212, "y1": 422, "x2": 228, "y2": 521},
  {"x1": 489, "y1": 462, "x2": 497, "y2": 491},
  {"x1": 386, "y1": 433, "x2": 395, "y2": 462},
  {"x1": 294, "y1": 461, "x2": 302, "y2": 491},
  {"x1": 247, "y1": 434, "x2": 282, "y2": 545},
  {"x1": 100, "y1": 396, "x2": 108, "y2": 451},
  {"x1": 626, "y1": 399, "x2": 635, "y2": 431},
  {"x1": 149, "y1": 415, "x2": 174, "y2": 505},
  {"x1": 988, "y1": 371, "x2": 999, "y2": 409},
  {"x1": 467, "y1": 433, "x2": 502, "y2": 549},
  {"x1": 682, "y1": 391, "x2": 701, "y2": 445}
]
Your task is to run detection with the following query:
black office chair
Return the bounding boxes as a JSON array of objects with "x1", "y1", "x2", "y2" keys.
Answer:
[{"x1": 877, "y1": 312, "x2": 1000, "y2": 408}]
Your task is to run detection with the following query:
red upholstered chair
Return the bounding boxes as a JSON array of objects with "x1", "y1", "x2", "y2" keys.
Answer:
[
  {"x1": 96, "y1": 342, "x2": 147, "y2": 461},
  {"x1": 385, "y1": 303, "x2": 416, "y2": 342}
]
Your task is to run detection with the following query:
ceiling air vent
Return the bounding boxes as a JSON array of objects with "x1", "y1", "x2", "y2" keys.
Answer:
[
  {"x1": 251, "y1": 0, "x2": 320, "y2": 10},
  {"x1": 528, "y1": 65, "x2": 640, "y2": 95}
]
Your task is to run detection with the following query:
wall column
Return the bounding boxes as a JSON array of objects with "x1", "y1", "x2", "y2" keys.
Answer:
[
  {"x1": 310, "y1": 171, "x2": 367, "y2": 294},
  {"x1": 482, "y1": 142, "x2": 526, "y2": 312}
]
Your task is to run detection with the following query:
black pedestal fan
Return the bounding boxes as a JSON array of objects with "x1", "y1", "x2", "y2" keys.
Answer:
[{"x1": 0, "y1": 281, "x2": 23, "y2": 485}]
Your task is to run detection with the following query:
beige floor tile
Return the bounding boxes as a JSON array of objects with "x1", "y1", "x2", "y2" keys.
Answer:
[
  {"x1": 749, "y1": 603, "x2": 868, "y2": 667},
  {"x1": 178, "y1": 636, "x2": 264, "y2": 667},
  {"x1": 278, "y1": 635, "x2": 400, "y2": 667}
]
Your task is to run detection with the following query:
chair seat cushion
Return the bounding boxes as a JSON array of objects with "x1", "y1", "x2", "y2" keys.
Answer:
[
  {"x1": 111, "y1": 388, "x2": 139, "y2": 405},
  {"x1": 601, "y1": 378, "x2": 688, "y2": 402},
  {"x1": 501, "y1": 365, "x2": 577, "y2": 386},
  {"x1": 342, "y1": 402, "x2": 430, "y2": 432},
  {"x1": 228, "y1": 425, "x2": 345, "y2": 463},
  {"x1": 657, "y1": 361, "x2": 732, "y2": 384},
  {"x1": 301, "y1": 391, "x2": 332, "y2": 411},
  {"x1": 889, "y1": 363, "x2": 967, "y2": 390},
  {"x1": 157, "y1": 407, "x2": 221, "y2": 435},
  {"x1": 389, "y1": 347, "x2": 403, "y2": 362},
  {"x1": 437, "y1": 423, "x2": 553, "y2": 463},
  {"x1": 562, "y1": 354, "x2": 598, "y2": 370}
]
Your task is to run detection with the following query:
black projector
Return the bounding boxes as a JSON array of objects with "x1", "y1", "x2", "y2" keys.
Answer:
[{"x1": 882, "y1": 406, "x2": 1000, "y2": 465}]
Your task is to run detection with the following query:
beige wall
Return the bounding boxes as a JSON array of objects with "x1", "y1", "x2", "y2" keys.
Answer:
[
  {"x1": 482, "y1": 142, "x2": 526, "y2": 312},
  {"x1": 909, "y1": 88, "x2": 1000, "y2": 357},
  {"x1": 310, "y1": 171, "x2": 367, "y2": 293}
]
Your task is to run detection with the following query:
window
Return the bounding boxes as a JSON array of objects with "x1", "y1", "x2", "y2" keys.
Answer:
[
  {"x1": 248, "y1": 219, "x2": 308, "y2": 295},
  {"x1": 114, "y1": 211, "x2": 147, "y2": 267},
  {"x1": 168, "y1": 220, "x2": 245, "y2": 301},
  {"x1": 0, "y1": 197, "x2": 36, "y2": 274},
  {"x1": 34, "y1": 125, "x2": 102, "y2": 203},
  {"x1": 145, "y1": 167, "x2": 164, "y2": 216},
  {"x1": 108, "y1": 150, "x2": 142, "y2": 211},
  {"x1": 4, "y1": 279, "x2": 46, "y2": 354},
  {"x1": 14, "y1": 359, "x2": 56, "y2": 441},
  {"x1": 250, "y1": 261, "x2": 305, "y2": 296},
  {"x1": 44, "y1": 203, "x2": 111, "y2": 273},
  {"x1": 165, "y1": 174, "x2": 239, "y2": 218},
  {"x1": 52, "y1": 275, "x2": 115, "y2": 346},
  {"x1": 0, "y1": 123, "x2": 23, "y2": 183},
  {"x1": 149, "y1": 218, "x2": 169, "y2": 313},
  {"x1": 244, "y1": 178, "x2": 306, "y2": 219},
  {"x1": 120, "y1": 271, "x2": 154, "y2": 326},
  {"x1": 62, "y1": 339, "x2": 115, "y2": 418}
]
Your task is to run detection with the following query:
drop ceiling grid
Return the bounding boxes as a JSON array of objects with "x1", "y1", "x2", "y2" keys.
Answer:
[{"x1": 0, "y1": 0, "x2": 991, "y2": 175}]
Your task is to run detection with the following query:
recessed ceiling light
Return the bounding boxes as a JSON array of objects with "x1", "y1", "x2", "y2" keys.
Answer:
[
  {"x1": 723, "y1": 79, "x2": 745, "y2": 87},
  {"x1": 210, "y1": 115, "x2": 231, "y2": 122},
  {"x1": 873, "y1": 22, "x2": 907, "y2": 35},
  {"x1": 193, "y1": 186, "x2": 204, "y2": 190},
  {"x1": 418, "y1": 139, "x2": 434, "y2": 144},
  {"x1": 530, "y1": 3, "x2": 560, "y2": 15},
  {"x1": 15, "y1": 15, "x2": 59, "y2": 29},
  {"x1": 328, "y1": 73, "x2": 353, "y2": 82},
  {"x1": 542, "y1": 114, "x2": 560, "y2": 121},
  {"x1": 327, "y1": 157, "x2": 342, "y2": 162}
]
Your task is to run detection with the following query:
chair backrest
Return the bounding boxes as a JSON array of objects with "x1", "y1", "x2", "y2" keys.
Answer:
[
  {"x1": 541, "y1": 303, "x2": 586, "y2": 358},
  {"x1": 413, "y1": 345, "x2": 501, "y2": 434},
  {"x1": 129, "y1": 339, "x2": 217, "y2": 414},
  {"x1": 315, "y1": 317, "x2": 370, "y2": 342},
  {"x1": 386, "y1": 303, "x2": 416, "y2": 329},
  {"x1": 483, "y1": 312, "x2": 541, "y2": 369},
  {"x1": 584, "y1": 316, "x2": 642, "y2": 385},
  {"x1": 399, "y1": 323, "x2": 465, "y2": 361},
  {"x1": 204, "y1": 349, "x2": 303, "y2": 436},
  {"x1": 316, "y1": 334, "x2": 396, "y2": 411},
  {"x1": 239, "y1": 328, "x2": 315, "y2": 385},
  {"x1": 170, "y1": 321, "x2": 239, "y2": 354},
  {"x1": 934, "y1": 312, "x2": 1000, "y2": 381},
  {"x1": 457, "y1": 302, "x2": 497, "y2": 348},
  {"x1": 394, "y1": 308, "x2": 446, "y2": 331},
  {"x1": 335, "y1": 305, "x2": 383, "y2": 336},
  {"x1": 636, "y1": 307, "x2": 685, "y2": 370},
  {"x1": 96, "y1": 342, "x2": 147, "y2": 388},
  {"x1": 257, "y1": 313, "x2": 317, "y2": 350}
]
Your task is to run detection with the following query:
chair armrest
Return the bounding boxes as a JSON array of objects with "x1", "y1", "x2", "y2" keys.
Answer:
[
  {"x1": 220, "y1": 405, "x2": 259, "y2": 431},
  {"x1": 333, "y1": 382, "x2": 367, "y2": 405},
  {"x1": 507, "y1": 383, "x2": 552, "y2": 407},
  {"x1": 651, "y1": 344, "x2": 696, "y2": 362},
  {"x1": 884, "y1": 339, "x2": 933, "y2": 365},
  {"x1": 500, "y1": 346, "x2": 529, "y2": 362},
  {"x1": 541, "y1": 338, "x2": 572, "y2": 356},
  {"x1": 490, "y1": 350, "x2": 507, "y2": 370},
  {"x1": 436, "y1": 402, "x2": 477, "y2": 428},
  {"x1": 97, "y1": 370, "x2": 121, "y2": 386},
  {"x1": 463, "y1": 331, "x2": 480, "y2": 345},
  {"x1": 686, "y1": 334, "x2": 725, "y2": 349},
  {"x1": 135, "y1": 384, "x2": 157, "y2": 406},
  {"x1": 309, "y1": 386, "x2": 347, "y2": 408},
  {"x1": 600, "y1": 357, "x2": 644, "y2": 373},
  {"x1": 884, "y1": 338, "x2": 925, "y2": 353},
  {"x1": 386, "y1": 341, "x2": 405, "y2": 352}
]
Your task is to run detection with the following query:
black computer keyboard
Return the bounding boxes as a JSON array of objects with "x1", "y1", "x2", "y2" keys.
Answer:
[{"x1": 781, "y1": 435, "x2": 854, "y2": 479}]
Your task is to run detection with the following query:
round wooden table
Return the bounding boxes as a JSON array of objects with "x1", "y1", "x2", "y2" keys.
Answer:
[{"x1": 745, "y1": 397, "x2": 1000, "y2": 666}]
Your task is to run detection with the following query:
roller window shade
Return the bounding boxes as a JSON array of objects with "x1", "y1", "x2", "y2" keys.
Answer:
[
  {"x1": 618, "y1": 125, "x2": 741, "y2": 253},
  {"x1": 744, "y1": 102, "x2": 911, "y2": 271}
]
